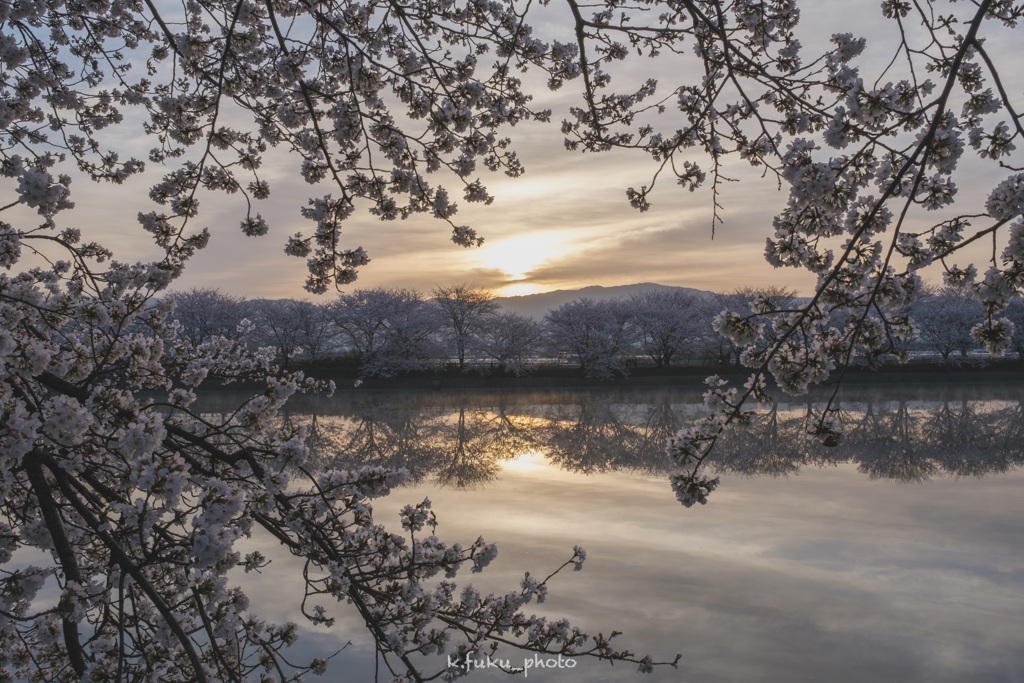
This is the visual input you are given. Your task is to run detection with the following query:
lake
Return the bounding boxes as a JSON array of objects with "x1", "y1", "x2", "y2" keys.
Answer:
[{"x1": 199, "y1": 380, "x2": 1024, "y2": 682}]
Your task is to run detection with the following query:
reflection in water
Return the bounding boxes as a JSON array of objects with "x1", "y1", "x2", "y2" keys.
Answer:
[
  {"x1": 197, "y1": 384, "x2": 1024, "y2": 488},
  {"x1": 729, "y1": 396, "x2": 1024, "y2": 482},
  {"x1": 715, "y1": 396, "x2": 1024, "y2": 482},
  {"x1": 194, "y1": 384, "x2": 1024, "y2": 682}
]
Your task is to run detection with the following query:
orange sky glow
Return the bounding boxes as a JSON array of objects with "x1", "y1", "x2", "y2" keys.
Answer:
[{"x1": 30, "y1": 0, "x2": 1014, "y2": 303}]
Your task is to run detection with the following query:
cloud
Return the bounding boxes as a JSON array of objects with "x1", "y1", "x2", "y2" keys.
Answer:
[
  {"x1": 45, "y1": 0, "x2": 1022, "y2": 305},
  {"x1": 387, "y1": 442, "x2": 1024, "y2": 682}
]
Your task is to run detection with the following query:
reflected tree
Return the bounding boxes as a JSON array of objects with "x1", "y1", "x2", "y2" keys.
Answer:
[
  {"x1": 429, "y1": 408, "x2": 508, "y2": 488},
  {"x1": 305, "y1": 399, "x2": 544, "y2": 489},
  {"x1": 714, "y1": 403, "x2": 810, "y2": 477},
  {"x1": 718, "y1": 398, "x2": 868, "y2": 477},
  {"x1": 923, "y1": 399, "x2": 1006, "y2": 477},
  {"x1": 306, "y1": 402, "x2": 441, "y2": 483},
  {"x1": 837, "y1": 399, "x2": 931, "y2": 481},
  {"x1": 623, "y1": 401, "x2": 688, "y2": 473},
  {"x1": 989, "y1": 400, "x2": 1024, "y2": 471},
  {"x1": 426, "y1": 401, "x2": 544, "y2": 488},
  {"x1": 289, "y1": 390, "x2": 1024, "y2": 484},
  {"x1": 542, "y1": 398, "x2": 641, "y2": 473},
  {"x1": 477, "y1": 404, "x2": 544, "y2": 467}
]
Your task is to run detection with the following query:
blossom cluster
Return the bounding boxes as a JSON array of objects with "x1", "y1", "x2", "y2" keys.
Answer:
[
  {"x1": 0, "y1": 237, "x2": 675, "y2": 679},
  {"x1": 0, "y1": 28, "x2": 673, "y2": 665},
  {"x1": 0, "y1": 0, "x2": 604, "y2": 293},
  {"x1": 577, "y1": 0, "x2": 1024, "y2": 504}
]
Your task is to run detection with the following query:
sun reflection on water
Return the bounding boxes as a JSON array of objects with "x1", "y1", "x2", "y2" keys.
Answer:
[{"x1": 501, "y1": 450, "x2": 549, "y2": 473}]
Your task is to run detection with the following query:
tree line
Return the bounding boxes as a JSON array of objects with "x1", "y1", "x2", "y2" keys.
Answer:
[{"x1": 167, "y1": 284, "x2": 1024, "y2": 379}]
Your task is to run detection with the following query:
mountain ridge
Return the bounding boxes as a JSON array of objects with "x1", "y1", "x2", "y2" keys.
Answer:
[{"x1": 495, "y1": 283, "x2": 714, "y2": 318}]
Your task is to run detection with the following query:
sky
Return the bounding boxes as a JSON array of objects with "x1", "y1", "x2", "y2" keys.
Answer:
[
  {"x1": 171, "y1": 123, "x2": 808, "y2": 299},
  {"x1": 33, "y1": 0, "x2": 1021, "y2": 302}
]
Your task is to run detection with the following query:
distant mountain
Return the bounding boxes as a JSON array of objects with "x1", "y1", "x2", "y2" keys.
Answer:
[{"x1": 495, "y1": 283, "x2": 715, "y2": 319}]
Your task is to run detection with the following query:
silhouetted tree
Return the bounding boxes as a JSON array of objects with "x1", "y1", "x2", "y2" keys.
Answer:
[{"x1": 432, "y1": 284, "x2": 499, "y2": 370}]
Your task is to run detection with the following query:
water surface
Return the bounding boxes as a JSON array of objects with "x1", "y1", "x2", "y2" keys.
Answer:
[{"x1": 210, "y1": 382, "x2": 1024, "y2": 682}]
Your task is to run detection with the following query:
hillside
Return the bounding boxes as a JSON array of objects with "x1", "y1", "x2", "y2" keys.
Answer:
[{"x1": 494, "y1": 283, "x2": 714, "y2": 318}]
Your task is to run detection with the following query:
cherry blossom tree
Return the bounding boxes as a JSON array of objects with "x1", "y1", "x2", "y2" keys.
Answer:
[
  {"x1": 1001, "y1": 296, "x2": 1024, "y2": 358},
  {"x1": 910, "y1": 288, "x2": 985, "y2": 360},
  {"x1": 288, "y1": 299, "x2": 337, "y2": 364},
  {"x1": 544, "y1": 298, "x2": 636, "y2": 378},
  {"x1": 250, "y1": 298, "x2": 309, "y2": 367},
  {"x1": 3, "y1": 0, "x2": 1024, "y2": 677},
  {"x1": 165, "y1": 288, "x2": 253, "y2": 347},
  {"x1": 693, "y1": 288, "x2": 796, "y2": 366},
  {"x1": 330, "y1": 288, "x2": 441, "y2": 377},
  {"x1": 627, "y1": 289, "x2": 704, "y2": 367},
  {"x1": 251, "y1": 298, "x2": 336, "y2": 367},
  {"x1": 476, "y1": 311, "x2": 544, "y2": 376},
  {"x1": 431, "y1": 284, "x2": 499, "y2": 370},
  {"x1": 569, "y1": 0, "x2": 1024, "y2": 505},
  {"x1": 1, "y1": 0, "x2": 687, "y2": 678}
]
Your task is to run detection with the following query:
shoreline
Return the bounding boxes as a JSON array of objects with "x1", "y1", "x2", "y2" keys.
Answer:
[{"x1": 272, "y1": 359, "x2": 1024, "y2": 392}]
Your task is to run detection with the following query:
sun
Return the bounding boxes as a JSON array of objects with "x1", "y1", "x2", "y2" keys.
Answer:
[
  {"x1": 476, "y1": 233, "x2": 575, "y2": 296},
  {"x1": 479, "y1": 234, "x2": 551, "y2": 280},
  {"x1": 500, "y1": 281, "x2": 546, "y2": 297}
]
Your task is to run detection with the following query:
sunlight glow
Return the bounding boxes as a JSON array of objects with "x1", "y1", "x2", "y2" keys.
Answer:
[
  {"x1": 501, "y1": 451, "x2": 549, "y2": 473},
  {"x1": 479, "y1": 235, "x2": 548, "y2": 280},
  {"x1": 499, "y1": 282, "x2": 546, "y2": 297},
  {"x1": 475, "y1": 233, "x2": 577, "y2": 294}
]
